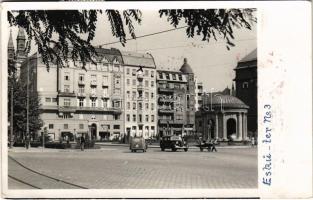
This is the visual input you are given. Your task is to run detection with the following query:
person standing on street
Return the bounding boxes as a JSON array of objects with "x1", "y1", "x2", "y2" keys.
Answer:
[
  {"x1": 80, "y1": 134, "x2": 85, "y2": 151},
  {"x1": 251, "y1": 137, "x2": 255, "y2": 147},
  {"x1": 211, "y1": 139, "x2": 217, "y2": 152}
]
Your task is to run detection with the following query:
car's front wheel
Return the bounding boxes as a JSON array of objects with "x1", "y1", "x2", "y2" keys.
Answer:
[
  {"x1": 172, "y1": 148, "x2": 177, "y2": 152},
  {"x1": 184, "y1": 148, "x2": 188, "y2": 152}
]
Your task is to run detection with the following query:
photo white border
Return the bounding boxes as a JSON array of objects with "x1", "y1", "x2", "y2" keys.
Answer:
[{"x1": 1, "y1": 1, "x2": 312, "y2": 199}]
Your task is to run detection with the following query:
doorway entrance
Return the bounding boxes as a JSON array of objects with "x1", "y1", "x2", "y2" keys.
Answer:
[
  {"x1": 91, "y1": 123, "x2": 97, "y2": 140},
  {"x1": 227, "y1": 118, "x2": 236, "y2": 140}
]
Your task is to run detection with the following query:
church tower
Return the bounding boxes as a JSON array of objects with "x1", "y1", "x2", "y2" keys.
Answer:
[
  {"x1": 16, "y1": 27, "x2": 26, "y2": 61},
  {"x1": 8, "y1": 30, "x2": 15, "y2": 61}
]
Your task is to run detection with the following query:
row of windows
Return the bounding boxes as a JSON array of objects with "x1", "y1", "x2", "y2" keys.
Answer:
[
  {"x1": 59, "y1": 113, "x2": 121, "y2": 121},
  {"x1": 129, "y1": 126, "x2": 155, "y2": 131},
  {"x1": 70, "y1": 62, "x2": 122, "y2": 72},
  {"x1": 63, "y1": 98, "x2": 121, "y2": 108},
  {"x1": 159, "y1": 72, "x2": 183, "y2": 81},
  {"x1": 45, "y1": 98, "x2": 57, "y2": 103},
  {"x1": 126, "y1": 114, "x2": 155, "y2": 123},
  {"x1": 158, "y1": 83, "x2": 186, "y2": 90},
  {"x1": 126, "y1": 91, "x2": 155, "y2": 100},
  {"x1": 126, "y1": 68, "x2": 155, "y2": 78},
  {"x1": 126, "y1": 79, "x2": 155, "y2": 87},
  {"x1": 126, "y1": 102, "x2": 155, "y2": 111},
  {"x1": 48, "y1": 123, "x2": 120, "y2": 130}
]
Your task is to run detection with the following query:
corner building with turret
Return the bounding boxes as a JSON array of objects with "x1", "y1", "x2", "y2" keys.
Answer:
[{"x1": 156, "y1": 58, "x2": 196, "y2": 137}]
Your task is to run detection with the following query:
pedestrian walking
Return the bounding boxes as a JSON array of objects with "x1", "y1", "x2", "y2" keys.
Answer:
[
  {"x1": 80, "y1": 134, "x2": 85, "y2": 151},
  {"x1": 211, "y1": 139, "x2": 217, "y2": 152},
  {"x1": 251, "y1": 137, "x2": 255, "y2": 147}
]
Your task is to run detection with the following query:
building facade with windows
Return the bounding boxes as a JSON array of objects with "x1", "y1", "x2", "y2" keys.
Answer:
[
  {"x1": 233, "y1": 49, "x2": 257, "y2": 134},
  {"x1": 20, "y1": 48, "x2": 125, "y2": 142},
  {"x1": 195, "y1": 81, "x2": 204, "y2": 111},
  {"x1": 156, "y1": 58, "x2": 196, "y2": 137},
  {"x1": 121, "y1": 51, "x2": 157, "y2": 141}
]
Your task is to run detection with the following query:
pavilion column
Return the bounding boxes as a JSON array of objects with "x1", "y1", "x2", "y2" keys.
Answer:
[
  {"x1": 243, "y1": 113, "x2": 248, "y2": 140},
  {"x1": 215, "y1": 114, "x2": 219, "y2": 139},
  {"x1": 223, "y1": 114, "x2": 227, "y2": 140},
  {"x1": 238, "y1": 112, "x2": 243, "y2": 140}
]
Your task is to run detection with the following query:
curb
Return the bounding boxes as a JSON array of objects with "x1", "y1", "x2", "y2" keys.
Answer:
[{"x1": 8, "y1": 145, "x2": 255, "y2": 153}]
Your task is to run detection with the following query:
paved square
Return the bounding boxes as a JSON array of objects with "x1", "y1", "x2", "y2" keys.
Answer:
[{"x1": 8, "y1": 146, "x2": 257, "y2": 189}]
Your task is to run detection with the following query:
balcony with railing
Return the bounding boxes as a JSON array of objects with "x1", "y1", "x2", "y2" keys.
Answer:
[
  {"x1": 158, "y1": 119, "x2": 184, "y2": 124},
  {"x1": 158, "y1": 106, "x2": 175, "y2": 113},
  {"x1": 137, "y1": 84, "x2": 144, "y2": 91},
  {"x1": 90, "y1": 80, "x2": 97, "y2": 86},
  {"x1": 137, "y1": 96, "x2": 144, "y2": 101},
  {"x1": 102, "y1": 81, "x2": 109, "y2": 87},
  {"x1": 77, "y1": 92, "x2": 86, "y2": 97},
  {"x1": 101, "y1": 93, "x2": 110, "y2": 99},
  {"x1": 76, "y1": 106, "x2": 122, "y2": 113},
  {"x1": 158, "y1": 87, "x2": 174, "y2": 93},
  {"x1": 90, "y1": 92, "x2": 97, "y2": 98},
  {"x1": 58, "y1": 105, "x2": 77, "y2": 112},
  {"x1": 158, "y1": 96, "x2": 174, "y2": 103},
  {"x1": 78, "y1": 80, "x2": 85, "y2": 85},
  {"x1": 58, "y1": 91, "x2": 76, "y2": 97}
]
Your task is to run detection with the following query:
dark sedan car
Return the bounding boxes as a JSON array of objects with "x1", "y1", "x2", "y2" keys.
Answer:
[
  {"x1": 130, "y1": 137, "x2": 147, "y2": 152},
  {"x1": 160, "y1": 135, "x2": 188, "y2": 152}
]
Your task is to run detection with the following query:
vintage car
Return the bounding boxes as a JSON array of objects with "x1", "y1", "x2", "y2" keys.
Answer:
[
  {"x1": 160, "y1": 135, "x2": 189, "y2": 152},
  {"x1": 130, "y1": 137, "x2": 147, "y2": 152}
]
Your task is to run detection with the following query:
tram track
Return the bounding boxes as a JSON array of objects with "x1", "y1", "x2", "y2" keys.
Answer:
[{"x1": 8, "y1": 156, "x2": 88, "y2": 189}]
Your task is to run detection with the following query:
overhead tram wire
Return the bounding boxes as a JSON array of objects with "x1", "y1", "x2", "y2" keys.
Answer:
[
  {"x1": 136, "y1": 38, "x2": 256, "y2": 52},
  {"x1": 97, "y1": 25, "x2": 188, "y2": 47}
]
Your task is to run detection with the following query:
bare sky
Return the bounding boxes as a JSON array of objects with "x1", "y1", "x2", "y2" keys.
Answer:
[{"x1": 10, "y1": 10, "x2": 256, "y2": 92}]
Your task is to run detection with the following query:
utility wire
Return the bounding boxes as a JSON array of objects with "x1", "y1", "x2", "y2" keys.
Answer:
[
  {"x1": 97, "y1": 26, "x2": 188, "y2": 47},
  {"x1": 137, "y1": 38, "x2": 256, "y2": 52}
]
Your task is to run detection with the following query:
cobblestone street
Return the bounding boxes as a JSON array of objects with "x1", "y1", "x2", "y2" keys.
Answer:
[{"x1": 8, "y1": 146, "x2": 257, "y2": 189}]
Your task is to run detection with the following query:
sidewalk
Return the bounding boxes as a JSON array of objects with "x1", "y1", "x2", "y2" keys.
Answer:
[
  {"x1": 95, "y1": 142, "x2": 253, "y2": 149},
  {"x1": 8, "y1": 143, "x2": 254, "y2": 153}
]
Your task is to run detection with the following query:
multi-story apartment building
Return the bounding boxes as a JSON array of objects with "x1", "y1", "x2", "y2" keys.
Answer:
[
  {"x1": 195, "y1": 81, "x2": 204, "y2": 111},
  {"x1": 20, "y1": 48, "x2": 125, "y2": 142},
  {"x1": 156, "y1": 58, "x2": 196, "y2": 137},
  {"x1": 121, "y1": 51, "x2": 157, "y2": 141},
  {"x1": 19, "y1": 47, "x2": 160, "y2": 142}
]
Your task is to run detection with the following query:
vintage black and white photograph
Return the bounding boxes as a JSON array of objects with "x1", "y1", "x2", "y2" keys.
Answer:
[{"x1": 6, "y1": 6, "x2": 257, "y2": 192}]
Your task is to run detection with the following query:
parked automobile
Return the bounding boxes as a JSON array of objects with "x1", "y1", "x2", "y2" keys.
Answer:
[
  {"x1": 160, "y1": 135, "x2": 189, "y2": 152},
  {"x1": 130, "y1": 136, "x2": 147, "y2": 152}
]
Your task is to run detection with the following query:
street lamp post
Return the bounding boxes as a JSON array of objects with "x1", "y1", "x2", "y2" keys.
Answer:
[
  {"x1": 24, "y1": 41, "x2": 31, "y2": 149},
  {"x1": 26, "y1": 55, "x2": 30, "y2": 149},
  {"x1": 10, "y1": 77, "x2": 14, "y2": 148}
]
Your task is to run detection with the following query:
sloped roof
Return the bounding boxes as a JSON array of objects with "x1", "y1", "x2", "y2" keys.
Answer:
[
  {"x1": 203, "y1": 94, "x2": 249, "y2": 109},
  {"x1": 120, "y1": 51, "x2": 156, "y2": 68},
  {"x1": 239, "y1": 49, "x2": 257, "y2": 63},
  {"x1": 95, "y1": 48, "x2": 123, "y2": 64},
  {"x1": 8, "y1": 30, "x2": 14, "y2": 49}
]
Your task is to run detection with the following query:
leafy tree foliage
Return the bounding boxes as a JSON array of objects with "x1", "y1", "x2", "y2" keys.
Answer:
[
  {"x1": 8, "y1": 73, "x2": 43, "y2": 142},
  {"x1": 159, "y1": 9, "x2": 256, "y2": 50},
  {"x1": 8, "y1": 9, "x2": 255, "y2": 71},
  {"x1": 8, "y1": 10, "x2": 142, "y2": 71}
]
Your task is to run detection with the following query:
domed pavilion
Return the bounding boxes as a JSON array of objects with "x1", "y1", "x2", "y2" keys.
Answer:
[{"x1": 195, "y1": 94, "x2": 249, "y2": 142}]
